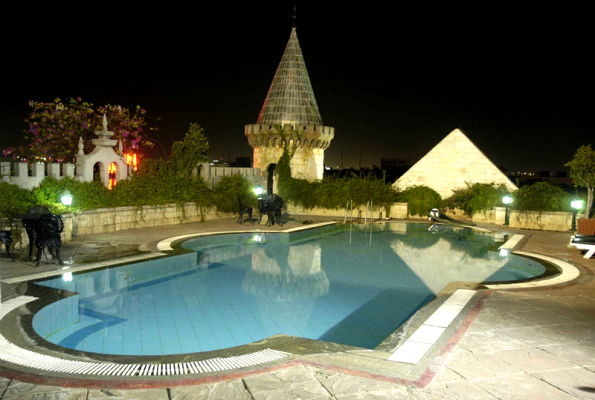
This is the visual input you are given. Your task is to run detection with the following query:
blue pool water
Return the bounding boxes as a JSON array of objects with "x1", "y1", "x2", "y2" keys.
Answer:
[{"x1": 33, "y1": 224, "x2": 546, "y2": 356}]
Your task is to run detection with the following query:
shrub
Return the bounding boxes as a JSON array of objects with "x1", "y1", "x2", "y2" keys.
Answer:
[
  {"x1": 212, "y1": 174, "x2": 257, "y2": 214},
  {"x1": 396, "y1": 186, "x2": 442, "y2": 217},
  {"x1": 444, "y1": 182, "x2": 509, "y2": 216},
  {"x1": 0, "y1": 182, "x2": 36, "y2": 218},
  {"x1": 513, "y1": 182, "x2": 572, "y2": 212}
]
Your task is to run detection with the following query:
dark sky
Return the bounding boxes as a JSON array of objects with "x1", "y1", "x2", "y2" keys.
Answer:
[{"x1": 1, "y1": 5, "x2": 593, "y2": 172}]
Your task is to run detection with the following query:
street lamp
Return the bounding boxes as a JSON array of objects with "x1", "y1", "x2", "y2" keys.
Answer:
[
  {"x1": 61, "y1": 190, "x2": 73, "y2": 207},
  {"x1": 571, "y1": 200, "x2": 583, "y2": 231},
  {"x1": 503, "y1": 196, "x2": 512, "y2": 226}
]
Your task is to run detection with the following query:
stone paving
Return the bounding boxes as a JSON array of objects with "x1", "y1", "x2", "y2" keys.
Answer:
[{"x1": 1, "y1": 218, "x2": 594, "y2": 399}]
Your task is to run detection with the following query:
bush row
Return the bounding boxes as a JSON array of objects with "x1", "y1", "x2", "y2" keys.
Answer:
[{"x1": 0, "y1": 173, "x2": 256, "y2": 219}]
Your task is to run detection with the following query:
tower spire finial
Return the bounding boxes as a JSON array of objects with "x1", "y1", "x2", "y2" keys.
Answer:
[{"x1": 293, "y1": 5, "x2": 296, "y2": 28}]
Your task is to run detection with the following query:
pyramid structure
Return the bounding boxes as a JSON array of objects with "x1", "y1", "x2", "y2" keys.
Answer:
[
  {"x1": 258, "y1": 28, "x2": 323, "y2": 126},
  {"x1": 394, "y1": 129, "x2": 517, "y2": 199}
]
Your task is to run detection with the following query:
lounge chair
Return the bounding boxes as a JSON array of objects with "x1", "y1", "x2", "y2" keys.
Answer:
[{"x1": 569, "y1": 235, "x2": 595, "y2": 259}]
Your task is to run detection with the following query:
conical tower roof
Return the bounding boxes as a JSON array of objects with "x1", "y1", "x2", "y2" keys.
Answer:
[{"x1": 257, "y1": 28, "x2": 323, "y2": 126}]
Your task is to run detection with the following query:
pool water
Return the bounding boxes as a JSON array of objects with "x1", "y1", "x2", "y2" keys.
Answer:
[{"x1": 33, "y1": 224, "x2": 546, "y2": 356}]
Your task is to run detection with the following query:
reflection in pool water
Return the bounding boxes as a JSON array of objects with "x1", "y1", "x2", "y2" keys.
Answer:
[{"x1": 33, "y1": 224, "x2": 545, "y2": 356}]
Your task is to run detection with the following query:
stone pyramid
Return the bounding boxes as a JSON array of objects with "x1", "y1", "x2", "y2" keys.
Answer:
[{"x1": 394, "y1": 129, "x2": 517, "y2": 199}]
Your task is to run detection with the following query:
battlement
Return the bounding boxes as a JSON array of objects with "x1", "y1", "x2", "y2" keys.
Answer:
[
  {"x1": 245, "y1": 123, "x2": 334, "y2": 150},
  {"x1": 199, "y1": 163, "x2": 263, "y2": 189},
  {"x1": 1, "y1": 161, "x2": 77, "y2": 190}
]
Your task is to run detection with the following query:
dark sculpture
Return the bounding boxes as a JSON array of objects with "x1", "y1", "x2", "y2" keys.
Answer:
[
  {"x1": 258, "y1": 194, "x2": 284, "y2": 226},
  {"x1": 23, "y1": 206, "x2": 52, "y2": 262},
  {"x1": 0, "y1": 231, "x2": 15, "y2": 261},
  {"x1": 34, "y1": 214, "x2": 64, "y2": 267},
  {"x1": 237, "y1": 195, "x2": 253, "y2": 224}
]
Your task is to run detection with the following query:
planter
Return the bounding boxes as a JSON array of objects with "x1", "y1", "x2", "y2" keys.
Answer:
[{"x1": 577, "y1": 219, "x2": 595, "y2": 235}]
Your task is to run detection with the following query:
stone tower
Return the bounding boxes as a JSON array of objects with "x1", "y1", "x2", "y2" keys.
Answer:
[{"x1": 245, "y1": 23, "x2": 334, "y2": 187}]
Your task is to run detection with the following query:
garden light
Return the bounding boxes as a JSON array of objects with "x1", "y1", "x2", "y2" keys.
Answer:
[
  {"x1": 571, "y1": 200, "x2": 583, "y2": 231},
  {"x1": 61, "y1": 191, "x2": 73, "y2": 206},
  {"x1": 254, "y1": 186, "x2": 263, "y2": 196},
  {"x1": 62, "y1": 272, "x2": 73, "y2": 282},
  {"x1": 503, "y1": 196, "x2": 512, "y2": 226},
  {"x1": 571, "y1": 200, "x2": 583, "y2": 210}
]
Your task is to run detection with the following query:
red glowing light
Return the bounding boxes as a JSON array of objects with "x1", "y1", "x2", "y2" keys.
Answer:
[
  {"x1": 108, "y1": 162, "x2": 117, "y2": 190},
  {"x1": 124, "y1": 153, "x2": 138, "y2": 172}
]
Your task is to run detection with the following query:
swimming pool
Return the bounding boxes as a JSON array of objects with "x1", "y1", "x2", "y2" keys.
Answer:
[{"x1": 33, "y1": 223, "x2": 546, "y2": 356}]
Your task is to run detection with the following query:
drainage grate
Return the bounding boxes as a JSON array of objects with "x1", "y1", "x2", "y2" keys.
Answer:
[{"x1": 0, "y1": 296, "x2": 291, "y2": 377}]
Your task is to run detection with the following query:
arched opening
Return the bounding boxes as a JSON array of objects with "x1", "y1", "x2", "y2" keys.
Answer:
[
  {"x1": 93, "y1": 162, "x2": 105, "y2": 184},
  {"x1": 108, "y1": 162, "x2": 117, "y2": 190},
  {"x1": 266, "y1": 163, "x2": 276, "y2": 195}
]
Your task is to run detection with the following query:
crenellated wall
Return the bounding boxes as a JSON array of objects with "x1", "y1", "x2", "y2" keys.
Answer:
[
  {"x1": 1, "y1": 161, "x2": 76, "y2": 190},
  {"x1": 199, "y1": 163, "x2": 263, "y2": 189},
  {"x1": 245, "y1": 123, "x2": 334, "y2": 182}
]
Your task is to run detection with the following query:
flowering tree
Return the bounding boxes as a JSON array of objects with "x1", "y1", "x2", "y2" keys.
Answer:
[{"x1": 2, "y1": 97, "x2": 155, "y2": 162}]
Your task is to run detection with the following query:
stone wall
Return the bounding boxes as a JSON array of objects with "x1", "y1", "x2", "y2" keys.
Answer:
[
  {"x1": 0, "y1": 204, "x2": 233, "y2": 248},
  {"x1": 509, "y1": 210, "x2": 576, "y2": 232},
  {"x1": 286, "y1": 202, "x2": 408, "y2": 219},
  {"x1": 199, "y1": 164, "x2": 263, "y2": 189},
  {"x1": 72, "y1": 203, "x2": 235, "y2": 236}
]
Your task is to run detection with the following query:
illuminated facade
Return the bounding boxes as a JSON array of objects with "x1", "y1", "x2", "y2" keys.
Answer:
[{"x1": 245, "y1": 26, "x2": 334, "y2": 185}]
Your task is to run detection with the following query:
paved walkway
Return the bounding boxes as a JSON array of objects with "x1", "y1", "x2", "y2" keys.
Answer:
[{"x1": 1, "y1": 218, "x2": 594, "y2": 399}]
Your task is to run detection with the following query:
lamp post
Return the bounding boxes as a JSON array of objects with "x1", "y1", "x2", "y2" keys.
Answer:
[
  {"x1": 503, "y1": 196, "x2": 512, "y2": 226},
  {"x1": 571, "y1": 200, "x2": 583, "y2": 232},
  {"x1": 61, "y1": 190, "x2": 73, "y2": 207}
]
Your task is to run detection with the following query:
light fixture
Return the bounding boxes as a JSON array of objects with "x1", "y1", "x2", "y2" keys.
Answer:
[
  {"x1": 503, "y1": 196, "x2": 512, "y2": 226},
  {"x1": 62, "y1": 272, "x2": 73, "y2": 282},
  {"x1": 571, "y1": 200, "x2": 583, "y2": 210},
  {"x1": 571, "y1": 200, "x2": 583, "y2": 231},
  {"x1": 61, "y1": 190, "x2": 73, "y2": 206},
  {"x1": 253, "y1": 186, "x2": 263, "y2": 196},
  {"x1": 253, "y1": 235, "x2": 262, "y2": 243}
]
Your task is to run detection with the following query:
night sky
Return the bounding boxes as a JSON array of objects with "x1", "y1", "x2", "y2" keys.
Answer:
[{"x1": 1, "y1": 5, "x2": 593, "y2": 172}]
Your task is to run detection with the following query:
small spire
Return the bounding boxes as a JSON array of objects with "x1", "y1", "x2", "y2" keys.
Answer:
[
  {"x1": 78, "y1": 137, "x2": 84, "y2": 156},
  {"x1": 102, "y1": 114, "x2": 108, "y2": 131},
  {"x1": 292, "y1": 5, "x2": 296, "y2": 28}
]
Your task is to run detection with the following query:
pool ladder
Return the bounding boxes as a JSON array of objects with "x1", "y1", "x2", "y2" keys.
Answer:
[{"x1": 344, "y1": 199, "x2": 380, "y2": 225}]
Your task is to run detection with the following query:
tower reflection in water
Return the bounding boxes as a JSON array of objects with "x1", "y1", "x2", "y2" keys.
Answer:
[{"x1": 242, "y1": 241, "x2": 329, "y2": 336}]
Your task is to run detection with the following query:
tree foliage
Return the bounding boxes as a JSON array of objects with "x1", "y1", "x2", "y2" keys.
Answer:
[
  {"x1": 565, "y1": 144, "x2": 595, "y2": 218},
  {"x1": 396, "y1": 186, "x2": 442, "y2": 217},
  {"x1": 2, "y1": 97, "x2": 155, "y2": 162},
  {"x1": 170, "y1": 123, "x2": 209, "y2": 177}
]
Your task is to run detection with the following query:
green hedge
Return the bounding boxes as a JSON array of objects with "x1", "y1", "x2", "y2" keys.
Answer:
[
  {"x1": 0, "y1": 173, "x2": 255, "y2": 219},
  {"x1": 395, "y1": 186, "x2": 442, "y2": 217},
  {"x1": 444, "y1": 183, "x2": 509, "y2": 216},
  {"x1": 513, "y1": 182, "x2": 573, "y2": 212}
]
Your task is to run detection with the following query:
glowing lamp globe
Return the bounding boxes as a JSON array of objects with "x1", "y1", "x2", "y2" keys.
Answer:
[
  {"x1": 503, "y1": 196, "x2": 513, "y2": 205},
  {"x1": 253, "y1": 186, "x2": 263, "y2": 196},
  {"x1": 571, "y1": 200, "x2": 583, "y2": 210},
  {"x1": 61, "y1": 191, "x2": 73, "y2": 206}
]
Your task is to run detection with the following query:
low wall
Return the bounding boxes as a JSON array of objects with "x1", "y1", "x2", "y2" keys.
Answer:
[
  {"x1": 509, "y1": 210, "x2": 575, "y2": 232},
  {"x1": 286, "y1": 202, "x2": 408, "y2": 219},
  {"x1": 0, "y1": 203, "x2": 234, "y2": 248},
  {"x1": 72, "y1": 203, "x2": 235, "y2": 236}
]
